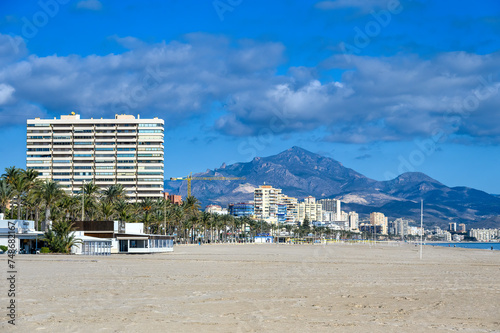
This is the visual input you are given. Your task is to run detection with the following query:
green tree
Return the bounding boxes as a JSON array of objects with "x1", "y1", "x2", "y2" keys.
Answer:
[
  {"x1": 0, "y1": 179, "x2": 13, "y2": 214},
  {"x1": 102, "y1": 184, "x2": 127, "y2": 205},
  {"x1": 11, "y1": 172, "x2": 28, "y2": 219},
  {"x1": 36, "y1": 180, "x2": 64, "y2": 231},
  {"x1": 43, "y1": 220, "x2": 81, "y2": 253}
]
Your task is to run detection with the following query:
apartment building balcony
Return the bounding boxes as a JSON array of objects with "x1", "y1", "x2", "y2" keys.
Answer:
[
  {"x1": 26, "y1": 157, "x2": 52, "y2": 166},
  {"x1": 73, "y1": 125, "x2": 94, "y2": 130},
  {"x1": 136, "y1": 192, "x2": 163, "y2": 198},
  {"x1": 94, "y1": 131, "x2": 116, "y2": 136},
  {"x1": 94, "y1": 179, "x2": 115, "y2": 185},
  {"x1": 27, "y1": 137, "x2": 52, "y2": 143},
  {"x1": 73, "y1": 178, "x2": 94, "y2": 185},
  {"x1": 52, "y1": 125, "x2": 73, "y2": 130},
  {"x1": 52, "y1": 140, "x2": 72, "y2": 145},
  {"x1": 52, "y1": 161, "x2": 72, "y2": 167}
]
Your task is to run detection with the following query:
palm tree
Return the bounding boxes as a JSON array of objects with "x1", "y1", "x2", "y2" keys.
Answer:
[
  {"x1": 114, "y1": 199, "x2": 130, "y2": 223},
  {"x1": 11, "y1": 173, "x2": 28, "y2": 219},
  {"x1": 36, "y1": 180, "x2": 64, "y2": 231},
  {"x1": 43, "y1": 220, "x2": 81, "y2": 253},
  {"x1": 0, "y1": 179, "x2": 14, "y2": 214},
  {"x1": 139, "y1": 197, "x2": 154, "y2": 232},
  {"x1": 99, "y1": 201, "x2": 115, "y2": 221},
  {"x1": 81, "y1": 181, "x2": 99, "y2": 220},
  {"x1": 172, "y1": 205, "x2": 185, "y2": 242},
  {"x1": 200, "y1": 212, "x2": 211, "y2": 243},
  {"x1": 102, "y1": 184, "x2": 127, "y2": 204},
  {"x1": 25, "y1": 189, "x2": 43, "y2": 230},
  {"x1": 21, "y1": 169, "x2": 40, "y2": 219},
  {"x1": 183, "y1": 196, "x2": 200, "y2": 217},
  {"x1": 2, "y1": 166, "x2": 21, "y2": 185}
]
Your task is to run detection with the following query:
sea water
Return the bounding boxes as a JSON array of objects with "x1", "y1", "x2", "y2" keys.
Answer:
[{"x1": 428, "y1": 242, "x2": 500, "y2": 251}]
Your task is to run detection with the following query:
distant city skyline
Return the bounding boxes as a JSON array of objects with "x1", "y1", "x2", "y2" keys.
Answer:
[{"x1": 0, "y1": 0, "x2": 499, "y2": 193}]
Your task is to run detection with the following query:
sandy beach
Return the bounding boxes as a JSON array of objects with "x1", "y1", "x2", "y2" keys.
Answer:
[{"x1": 2, "y1": 243, "x2": 499, "y2": 332}]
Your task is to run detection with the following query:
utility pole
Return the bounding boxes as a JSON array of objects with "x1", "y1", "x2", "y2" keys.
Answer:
[{"x1": 420, "y1": 200, "x2": 423, "y2": 260}]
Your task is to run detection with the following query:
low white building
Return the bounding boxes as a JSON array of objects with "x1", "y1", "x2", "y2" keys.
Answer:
[
  {"x1": 74, "y1": 220, "x2": 174, "y2": 254},
  {"x1": 0, "y1": 215, "x2": 44, "y2": 254}
]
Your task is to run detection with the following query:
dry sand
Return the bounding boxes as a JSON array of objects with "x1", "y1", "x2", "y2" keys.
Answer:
[{"x1": 2, "y1": 243, "x2": 500, "y2": 332}]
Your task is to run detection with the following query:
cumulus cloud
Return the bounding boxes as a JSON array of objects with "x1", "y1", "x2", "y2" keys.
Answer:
[
  {"x1": 0, "y1": 84, "x2": 15, "y2": 105},
  {"x1": 0, "y1": 32, "x2": 499, "y2": 144}
]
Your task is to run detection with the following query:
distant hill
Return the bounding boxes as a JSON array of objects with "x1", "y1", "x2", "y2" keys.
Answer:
[{"x1": 164, "y1": 147, "x2": 500, "y2": 228}]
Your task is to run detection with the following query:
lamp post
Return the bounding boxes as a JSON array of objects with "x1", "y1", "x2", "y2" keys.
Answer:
[{"x1": 81, "y1": 181, "x2": 85, "y2": 221}]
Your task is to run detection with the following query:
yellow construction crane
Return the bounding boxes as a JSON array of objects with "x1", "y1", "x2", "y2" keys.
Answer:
[{"x1": 169, "y1": 173, "x2": 246, "y2": 197}]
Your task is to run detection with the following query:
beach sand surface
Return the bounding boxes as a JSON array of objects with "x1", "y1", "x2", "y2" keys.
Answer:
[{"x1": 2, "y1": 243, "x2": 499, "y2": 332}]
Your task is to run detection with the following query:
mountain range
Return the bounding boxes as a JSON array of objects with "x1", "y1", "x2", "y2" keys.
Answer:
[{"x1": 164, "y1": 147, "x2": 500, "y2": 228}]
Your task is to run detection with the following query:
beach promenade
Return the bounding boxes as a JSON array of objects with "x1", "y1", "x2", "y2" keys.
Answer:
[{"x1": 2, "y1": 243, "x2": 499, "y2": 332}]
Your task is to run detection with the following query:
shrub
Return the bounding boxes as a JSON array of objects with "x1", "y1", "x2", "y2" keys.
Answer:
[
  {"x1": 42, "y1": 220, "x2": 81, "y2": 253},
  {"x1": 40, "y1": 247, "x2": 50, "y2": 253},
  {"x1": 0, "y1": 245, "x2": 8, "y2": 252}
]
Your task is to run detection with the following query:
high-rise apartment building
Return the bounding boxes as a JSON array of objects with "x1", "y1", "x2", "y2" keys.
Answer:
[
  {"x1": 348, "y1": 211, "x2": 359, "y2": 230},
  {"x1": 26, "y1": 113, "x2": 164, "y2": 201},
  {"x1": 370, "y1": 212, "x2": 388, "y2": 234},
  {"x1": 281, "y1": 195, "x2": 298, "y2": 225},
  {"x1": 297, "y1": 196, "x2": 323, "y2": 223},
  {"x1": 318, "y1": 198, "x2": 341, "y2": 220},
  {"x1": 254, "y1": 185, "x2": 282, "y2": 224}
]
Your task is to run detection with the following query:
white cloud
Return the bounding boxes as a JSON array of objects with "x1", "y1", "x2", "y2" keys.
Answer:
[
  {"x1": 0, "y1": 33, "x2": 499, "y2": 144},
  {"x1": 0, "y1": 84, "x2": 15, "y2": 105},
  {"x1": 76, "y1": 0, "x2": 103, "y2": 11}
]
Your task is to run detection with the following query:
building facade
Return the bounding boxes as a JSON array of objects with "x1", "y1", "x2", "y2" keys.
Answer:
[
  {"x1": 228, "y1": 202, "x2": 254, "y2": 218},
  {"x1": 205, "y1": 205, "x2": 228, "y2": 215},
  {"x1": 318, "y1": 198, "x2": 341, "y2": 220},
  {"x1": 370, "y1": 212, "x2": 388, "y2": 234},
  {"x1": 297, "y1": 196, "x2": 323, "y2": 223},
  {"x1": 254, "y1": 185, "x2": 282, "y2": 224},
  {"x1": 281, "y1": 195, "x2": 298, "y2": 225},
  {"x1": 26, "y1": 113, "x2": 164, "y2": 201},
  {"x1": 164, "y1": 192, "x2": 182, "y2": 205},
  {"x1": 348, "y1": 211, "x2": 359, "y2": 230}
]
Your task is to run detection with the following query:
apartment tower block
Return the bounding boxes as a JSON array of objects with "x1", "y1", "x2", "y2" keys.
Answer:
[{"x1": 26, "y1": 113, "x2": 164, "y2": 201}]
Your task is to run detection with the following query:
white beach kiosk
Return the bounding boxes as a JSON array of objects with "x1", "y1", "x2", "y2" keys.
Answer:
[{"x1": 73, "y1": 220, "x2": 174, "y2": 254}]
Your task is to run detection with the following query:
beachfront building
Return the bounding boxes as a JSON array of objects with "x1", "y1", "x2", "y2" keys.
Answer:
[
  {"x1": 449, "y1": 222, "x2": 457, "y2": 232},
  {"x1": 26, "y1": 113, "x2": 164, "y2": 201},
  {"x1": 348, "y1": 211, "x2": 359, "y2": 230},
  {"x1": 370, "y1": 212, "x2": 388, "y2": 235},
  {"x1": 228, "y1": 202, "x2": 254, "y2": 218},
  {"x1": 205, "y1": 205, "x2": 228, "y2": 215},
  {"x1": 73, "y1": 220, "x2": 174, "y2": 254},
  {"x1": 469, "y1": 228, "x2": 500, "y2": 242},
  {"x1": 0, "y1": 214, "x2": 43, "y2": 254},
  {"x1": 389, "y1": 218, "x2": 410, "y2": 236},
  {"x1": 318, "y1": 198, "x2": 342, "y2": 220},
  {"x1": 296, "y1": 196, "x2": 323, "y2": 224},
  {"x1": 254, "y1": 185, "x2": 282, "y2": 224},
  {"x1": 281, "y1": 195, "x2": 298, "y2": 225}
]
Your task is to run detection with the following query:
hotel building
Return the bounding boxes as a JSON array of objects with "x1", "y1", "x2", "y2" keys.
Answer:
[
  {"x1": 254, "y1": 185, "x2": 282, "y2": 224},
  {"x1": 297, "y1": 196, "x2": 323, "y2": 224},
  {"x1": 370, "y1": 212, "x2": 388, "y2": 234},
  {"x1": 26, "y1": 113, "x2": 164, "y2": 201}
]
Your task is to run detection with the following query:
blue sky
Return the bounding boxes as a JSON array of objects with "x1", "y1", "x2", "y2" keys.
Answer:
[{"x1": 0, "y1": 0, "x2": 499, "y2": 193}]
